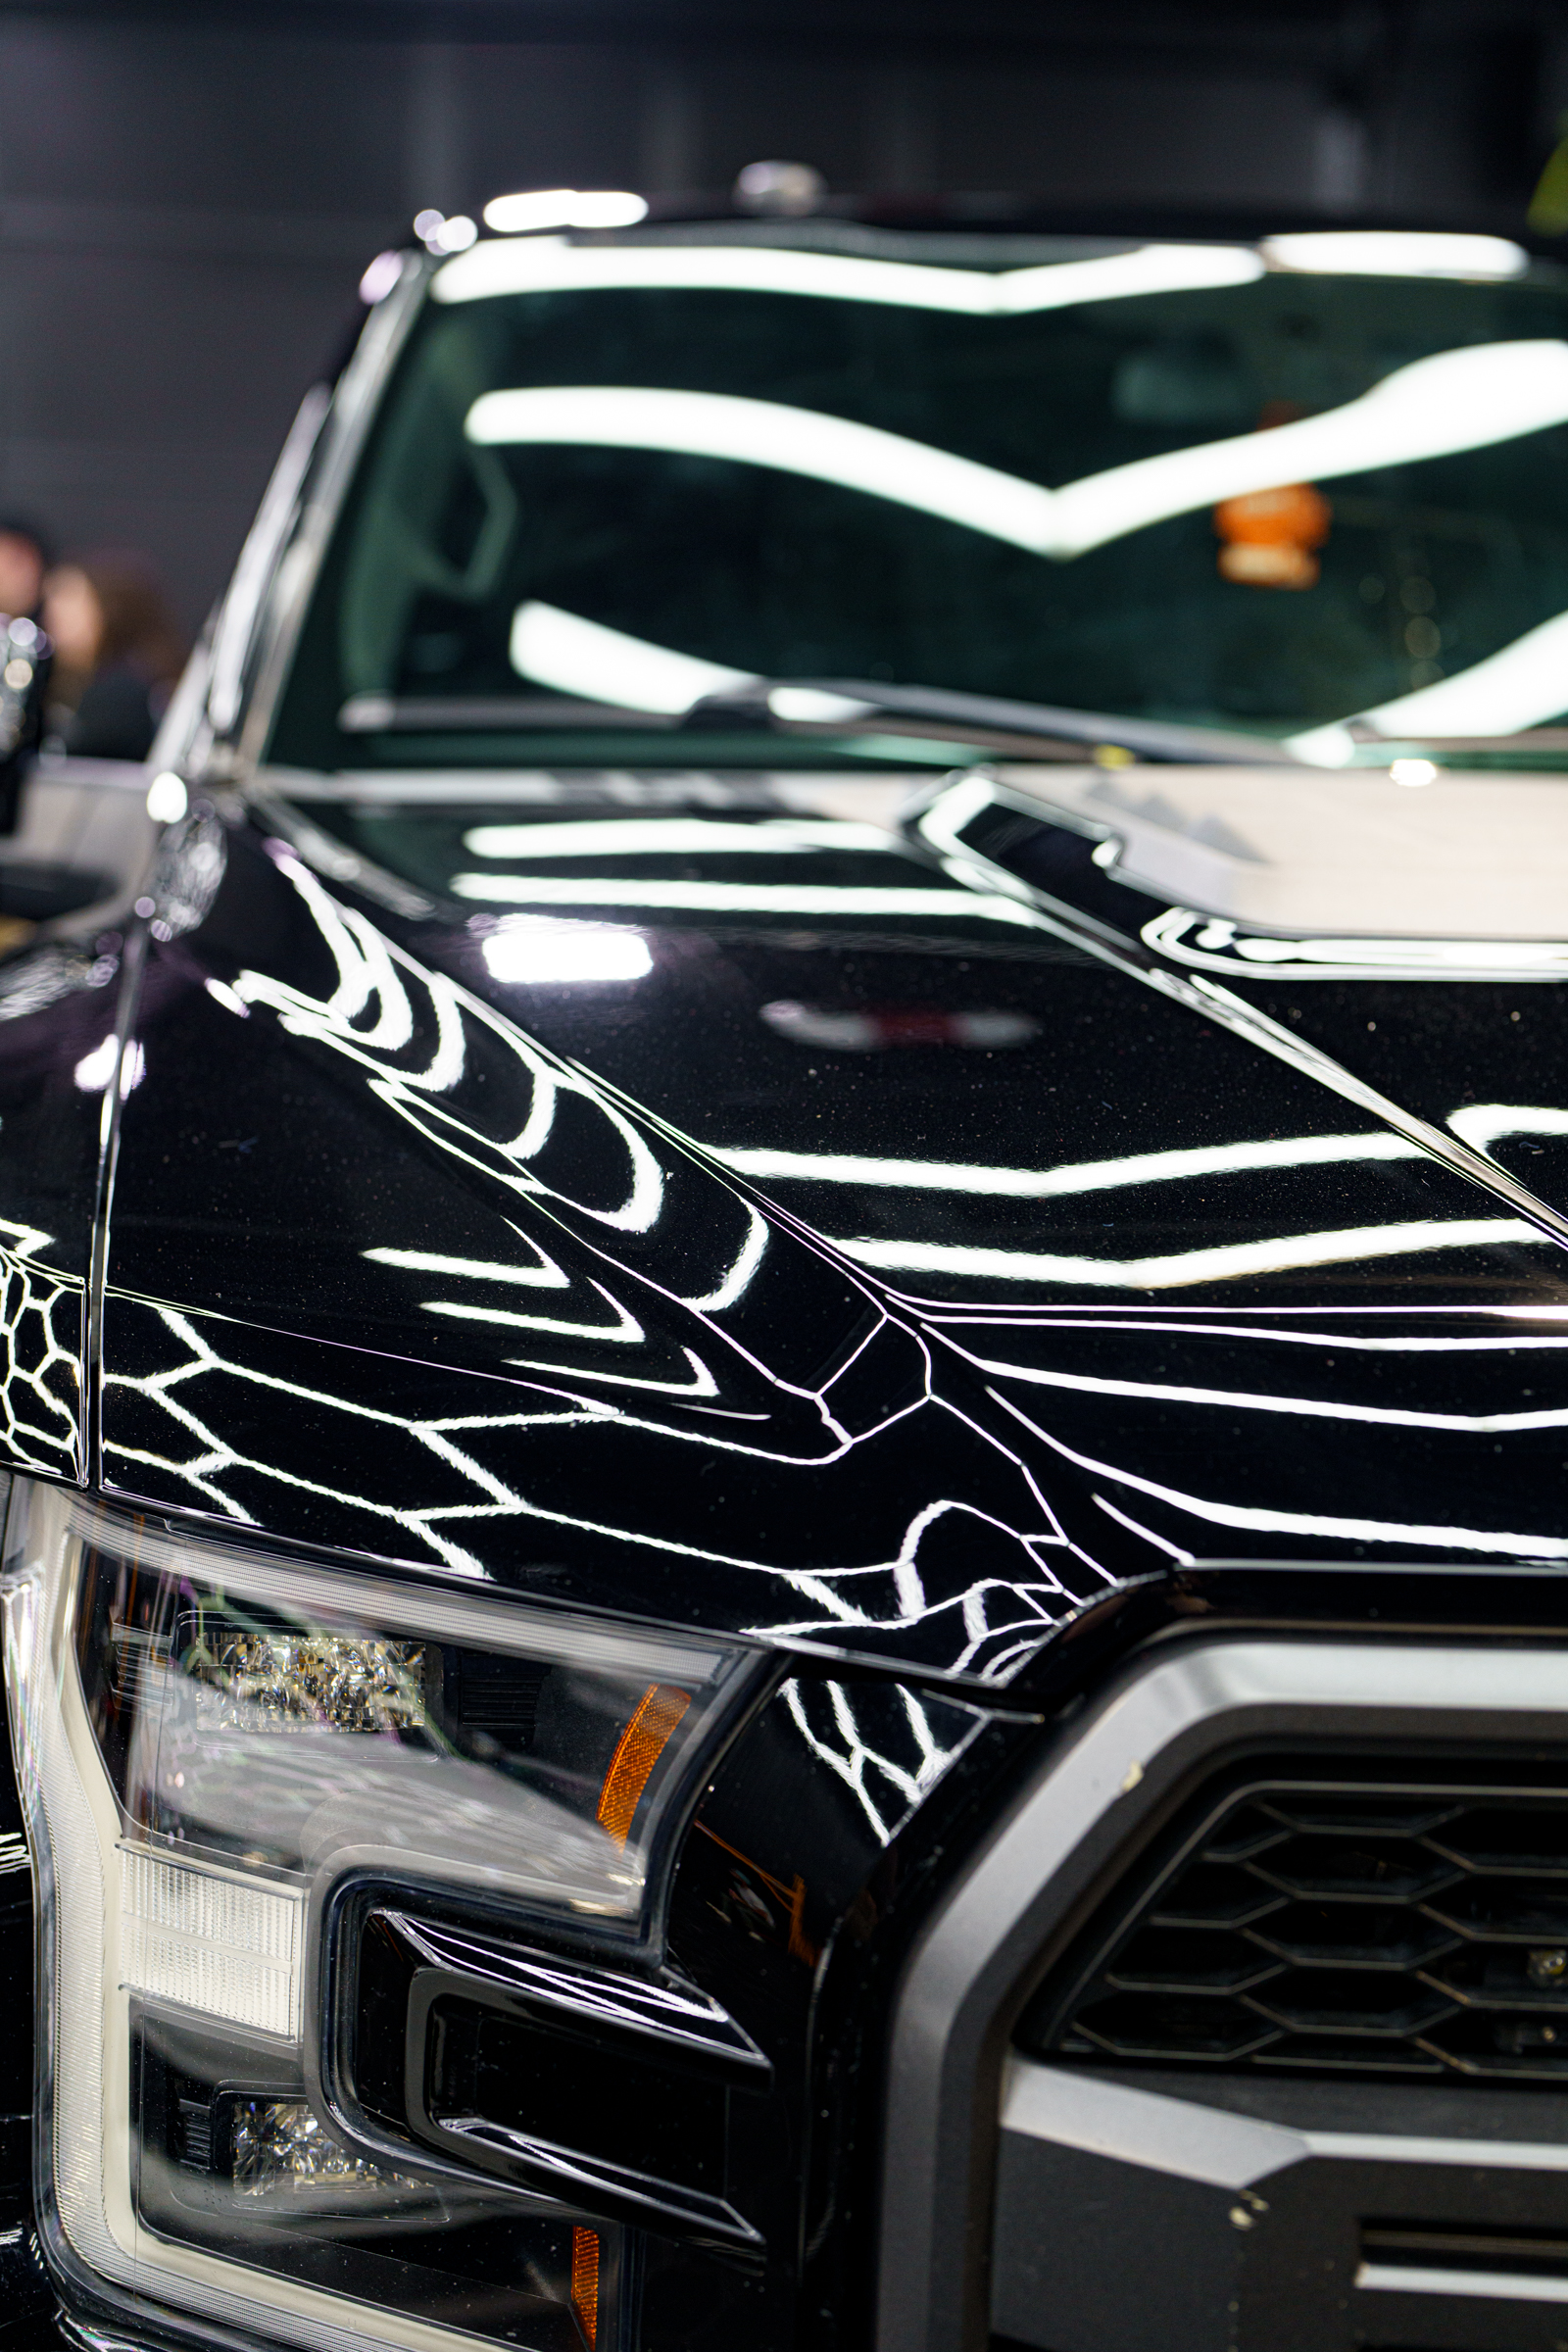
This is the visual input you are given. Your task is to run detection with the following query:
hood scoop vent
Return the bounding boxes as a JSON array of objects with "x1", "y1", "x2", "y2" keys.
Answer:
[{"x1": 936, "y1": 764, "x2": 1568, "y2": 981}]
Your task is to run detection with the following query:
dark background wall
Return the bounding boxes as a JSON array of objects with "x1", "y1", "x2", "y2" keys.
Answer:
[{"x1": 2, "y1": 0, "x2": 1565, "y2": 633}]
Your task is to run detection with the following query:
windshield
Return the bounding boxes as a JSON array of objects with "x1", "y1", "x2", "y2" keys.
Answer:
[{"x1": 267, "y1": 224, "x2": 1568, "y2": 772}]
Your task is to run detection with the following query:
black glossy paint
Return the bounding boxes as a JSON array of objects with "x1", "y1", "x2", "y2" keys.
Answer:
[
  {"x1": 0, "y1": 770, "x2": 1540, "y2": 1686},
  {"x1": 4, "y1": 748, "x2": 1568, "y2": 2352}
]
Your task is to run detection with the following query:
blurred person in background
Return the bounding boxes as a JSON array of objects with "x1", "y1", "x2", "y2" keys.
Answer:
[
  {"x1": 43, "y1": 553, "x2": 185, "y2": 760},
  {"x1": 0, "y1": 519, "x2": 51, "y2": 622}
]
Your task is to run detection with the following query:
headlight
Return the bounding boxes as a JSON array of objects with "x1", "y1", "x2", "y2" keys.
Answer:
[{"x1": 3, "y1": 1475, "x2": 755, "y2": 2352}]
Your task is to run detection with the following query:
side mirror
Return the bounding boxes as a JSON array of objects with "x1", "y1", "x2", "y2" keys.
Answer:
[{"x1": 0, "y1": 616, "x2": 51, "y2": 836}]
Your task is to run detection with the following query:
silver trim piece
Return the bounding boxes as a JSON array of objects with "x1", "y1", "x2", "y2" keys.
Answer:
[
  {"x1": 1004, "y1": 2048, "x2": 1568, "y2": 2179},
  {"x1": 1353, "y1": 2258, "x2": 1568, "y2": 2295},
  {"x1": 1357, "y1": 2262, "x2": 1568, "y2": 2303},
  {"x1": 234, "y1": 254, "x2": 430, "y2": 773},
  {"x1": 207, "y1": 382, "x2": 333, "y2": 737},
  {"x1": 1000, "y1": 2054, "x2": 1300, "y2": 2190},
  {"x1": 386, "y1": 1907, "x2": 771, "y2": 2078}
]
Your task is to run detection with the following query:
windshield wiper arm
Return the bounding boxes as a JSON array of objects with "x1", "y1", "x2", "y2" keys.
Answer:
[
  {"x1": 682, "y1": 676, "x2": 1300, "y2": 766},
  {"x1": 336, "y1": 679, "x2": 1298, "y2": 766}
]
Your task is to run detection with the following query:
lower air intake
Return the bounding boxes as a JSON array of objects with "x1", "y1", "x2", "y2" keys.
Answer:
[{"x1": 1020, "y1": 1761, "x2": 1568, "y2": 2082}]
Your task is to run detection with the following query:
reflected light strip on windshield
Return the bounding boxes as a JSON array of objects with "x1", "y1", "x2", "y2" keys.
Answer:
[
  {"x1": 711, "y1": 1131, "x2": 1420, "y2": 1200},
  {"x1": 449, "y1": 873, "x2": 1038, "y2": 922},
  {"x1": 511, "y1": 599, "x2": 752, "y2": 713},
  {"x1": 509, "y1": 601, "x2": 869, "y2": 722},
  {"x1": 466, "y1": 344, "x2": 1568, "y2": 565},
  {"x1": 1262, "y1": 230, "x2": 1527, "y2": 278},
  {"x1": 1045, "y1": 342, "x2": 1568, "y2": 558},
  {"x1": 434, "y1": 236, "x2": 1264, "y2": 316},
  {"x1": 829, "y1": 1216, "x2": 1541, "y2": 1289},
  {"x1": 1290, "y1": 604, "x2": 1568, "y2": 763},
  {"x1": 472, "y1": 386, "x2": 1062, "y2": 551}
]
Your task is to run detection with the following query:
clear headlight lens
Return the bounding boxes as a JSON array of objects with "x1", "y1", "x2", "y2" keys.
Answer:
[{"x1": 3, "y1": 1476, "x2": 751, "y2": 2352}]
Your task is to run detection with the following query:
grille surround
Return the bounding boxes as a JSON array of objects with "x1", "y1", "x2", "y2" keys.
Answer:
[{"x1": 1021, "y1": 1757, "x2": 1568, "y2": 2083}]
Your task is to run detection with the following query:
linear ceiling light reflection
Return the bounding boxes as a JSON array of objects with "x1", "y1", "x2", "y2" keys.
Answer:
[
  {"x1": 1263, "y1": 230, "x2": 1527, "y2": 279},
  {"x1": 1448, "y1": 1102, "x2": 1568, "y2": 1155},
  {"x1": 475, "y1": 395, "x2": 1064, "y2": 553},
  {"x1": 1045, "y1": 341, "x2": 1568, "y2": 558},
  {"x1": 1290, "y1": 604, "x2": 1568, "y2": 763},
  {"x1": 507, "y1": 602, "x2": 871, "y2": 723},
  {"x1": 993, "y1": 1395, "x2": 1568, "y2": 1561},
  {"x1": 435, "y1": 237, "x2": 1263, "y2": 316},
  {"x1": 363, "y1": 1245, "x2": 569, "y2": 1290},
  {"x1": 468, "y1": 343, "x2": 1568, "y2": 564},
  {"x1": 466, "y1": 814, "x2": 897, "y2": 857},
  {"x1": 480, "y1": 916, "x2": 653, "y2": 983},
  {"x1": 831, "y1": 1215, "x2": 1541, "y2": 1289},
  {"x1": 711, "y1": 1130, "x2": 1420, "y2": 1199},
  {"x1": 451, "y1": 872, "x2": 1034, "y2": 920},
  {"x1": 510, "y1": 600, "x2": 750, "y2": 713},
  {"x1": 969, "y1": 1355, "x2": 1568, "y2": 1437},
  {"x1": 483, "y1": 188, "x2": 649, "y2": 234}
]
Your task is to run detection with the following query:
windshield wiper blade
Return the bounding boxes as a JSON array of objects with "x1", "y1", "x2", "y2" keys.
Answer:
[
  {"x1": 339, "y1": 691, "x2": 661, "y2": 733},
  {"x1": 337, "y1": 679, "x2": 1298, "y2": 766},
  {"x1": 682, "y1": 676, "x2": 1300, "y2": 765},
  {"x1": 1347, "y1": 726, "x2": 1568, "y2": 755}
]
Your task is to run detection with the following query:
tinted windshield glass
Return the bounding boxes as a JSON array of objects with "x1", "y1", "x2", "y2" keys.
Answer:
[{"x1": 268, "y1": 227, "x2": 1568, "y2": 770}]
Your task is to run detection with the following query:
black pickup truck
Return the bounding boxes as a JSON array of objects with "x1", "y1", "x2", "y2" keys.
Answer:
[{"x1": 1, "y1": 196, "x2": 1568, "y2": 2352}]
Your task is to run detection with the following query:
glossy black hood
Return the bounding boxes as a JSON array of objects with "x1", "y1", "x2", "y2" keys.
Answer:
[{"x1": 74, "y1": 772, "x2": 1568, "y2": 1683}]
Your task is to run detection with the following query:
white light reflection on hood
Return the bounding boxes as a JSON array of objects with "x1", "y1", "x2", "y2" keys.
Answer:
[
  {"x1": 711, "y1": 1130, "x2": 1420, "y2": 1200},
  {"x1": 831, "y1": 1216, "x2": 1543, "y2": 1290},
  {"x1": 679, "y1": 1203, "x2": 770, "y2": 1314},
  {"x1": 1449, "y1": 1102, "x2": 1568, "y2": 1156},
  {"x1": 465, "y1": 814, "x2": 897, "y2": 859},
  {"x1": 74, "y1": 1038, "x2": 144, "y2": 1096},
  {"x1": 1002, "y1": 1311, "x2": 1568, "y2": 1357},
  {"x1": 363, "y1": 1244, "x2": 570, "y2": 1292},
  {"x1": 481, "y1": 916, "x2": 652, "y2": 985},
  {"x1": 434, "y1": 235, "x2": 1264, "y2": 317},
  {"x1": 956, "y1": 1347, "x2": 1568, "y2": 1437},
  {"x1": 992, "y1": 1388, "x2": 1568, "y2": 1561},
  {"x1": 467, "y1": 343, "x2": 1568, "y2": 565}
]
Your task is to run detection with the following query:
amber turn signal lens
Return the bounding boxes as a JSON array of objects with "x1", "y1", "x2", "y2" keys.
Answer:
[
  {"x1": 571, "y1": 2226, "x2": 600, "y2": 2345},
  {"x1": 598, "y1": 1682, "x2": 692, "y2": 1846}
]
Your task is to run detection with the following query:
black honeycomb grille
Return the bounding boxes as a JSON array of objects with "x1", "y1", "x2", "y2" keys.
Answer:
[{"x1": 1021, "y1": 1764, "x2": 1568, "y2": 2083}]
